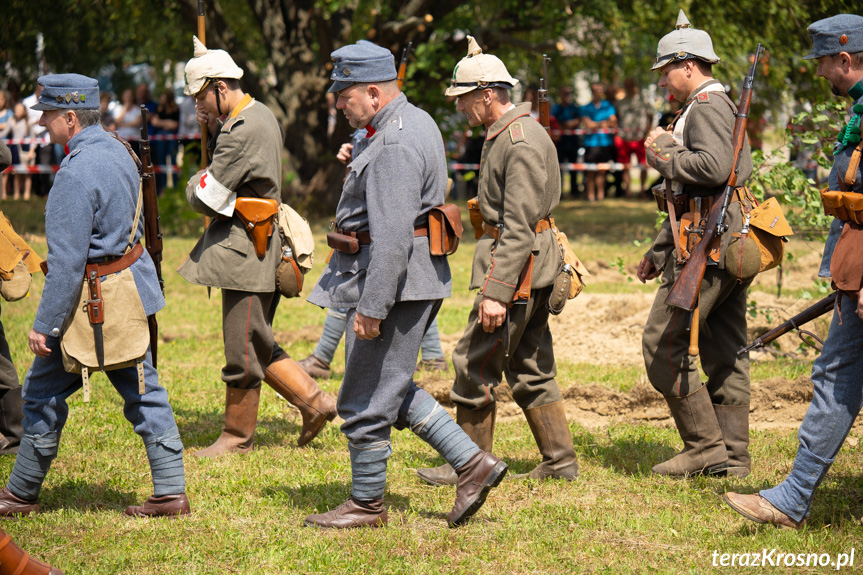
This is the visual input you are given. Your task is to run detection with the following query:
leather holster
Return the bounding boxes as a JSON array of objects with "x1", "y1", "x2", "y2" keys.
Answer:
[{"x1": 234, "y1": 197, "x2": 279, "y2": 259}]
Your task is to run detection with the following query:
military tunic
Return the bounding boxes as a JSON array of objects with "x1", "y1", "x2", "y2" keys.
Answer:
[
  {"x1": 9, "y1": 124, "x2": 182, "y2": 497},
  {"x1": 307, "y1": 93, "x2": 451, "y2": 443},
  {"x1": 641, "y1": 80, "x2": 754, "y2": 403},
  {"x1": 179, "y1": 99, "x2": 289, "y2": 389},
  {"x1": 450, "y1": 103, "x2": 564, "y2": 410}
]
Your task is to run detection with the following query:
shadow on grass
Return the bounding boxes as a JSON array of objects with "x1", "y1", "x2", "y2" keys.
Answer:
[
  {"x1": 575, "y1": 427, "x2": 673, "y2": 476},
  {"x1": 41, "y1": 479, "x2": 137, "y2": 514},
  {"x1": 174, "y1": 406, "x2": 304, "y2": 449}
]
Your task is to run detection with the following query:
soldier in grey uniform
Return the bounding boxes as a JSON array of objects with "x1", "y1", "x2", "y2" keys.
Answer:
[
  {"x1": 179, "y1": 37, "x2": 336, "y2": 457},
  {"x1": 725, "y1": 14, "x2": 863, "y2": 529},
  {"x1": 637, "y1": 11, "x2": 754, "y2": 478},
  {"x1": 0, "y1": 74, "x2": 190, "y2": 518},
  {"x1": 0, "y1": 141, "x2": 25, "y2": 456},
  {"x1": 304, "y1": 41, "x2": 507, "y2": 529},
  {"x1": 418, "y1": 37, "x2": 579, "y2": 487}
]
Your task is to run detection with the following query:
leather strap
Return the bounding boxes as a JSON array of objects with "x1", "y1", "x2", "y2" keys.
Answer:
[
  {"x1": 335, "y1": 226, "x2": 428, "y2": 244},
  {"x1": 482, "y1": 216, "x2": 554, "y2": 241},
  {"x1": 85, "y1": 242, "x2": 144, "y2": 277},
  {"x1": 841, "y1": 140, "x2": 863, "y2": 190}
]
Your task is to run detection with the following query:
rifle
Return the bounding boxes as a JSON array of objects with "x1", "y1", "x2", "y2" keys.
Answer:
[
  {"x1": 538, "y1": 54, "x2": 551, "y2": 130},
  {"x1": 139, "y1": 106, "x2": 164, "y2": 368},
  {"x1": 738, "y1": 291, "x2": 836, "y2": 355},
  {"x1": 397, "y1": 42, "x2": 412, "y2": 91},
  {"x1": 664, "y1": 44, "x2": 764, "y2": 311},
  {"x1": 197, "y1": 0, "x2": 208, "y2": 169}
]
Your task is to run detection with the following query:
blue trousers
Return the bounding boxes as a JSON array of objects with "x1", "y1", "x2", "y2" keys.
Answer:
[
  {"x1": 6, "y1": 337, "x2": 184, "y2": 500},
  {"x1": 760, "y1": 292, "x2": 863, "y2": 522}
]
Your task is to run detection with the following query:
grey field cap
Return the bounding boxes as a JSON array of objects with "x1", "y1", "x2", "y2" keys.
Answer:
[
  {"x1": 328, "y1": 40, "x2": 397, "y2": 94},
  {"x1": 652, "y1": 10, "x2": 720, "y2": 71},
  {"x1": 31, "y1": 73, "x2": 100, "y2": 111},
  {"x1": 804, "y1": 14, "x2": 863, "y2": 60}
]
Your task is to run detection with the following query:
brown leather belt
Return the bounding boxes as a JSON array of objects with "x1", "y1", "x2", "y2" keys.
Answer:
[
  {"x1": 335, "y1": 226, "x2": 429, "y2": 244},
  {"x1": 39, "y1": 242, "x2": 144, "y2": 276},
  {"x1": 482, "y1": 217, "x2": 554, "y2": 241}
]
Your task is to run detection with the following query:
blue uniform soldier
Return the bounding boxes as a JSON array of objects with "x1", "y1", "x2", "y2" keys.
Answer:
[
  {"x1": 725, "y1": 14, "x2": 863, "y2": 528},
  {"x1": 305, "y1": 41, "x2": 507, "y2": 529},
  {"x1": 0, "y1": 74, "x2": 190, "y2": 518}
]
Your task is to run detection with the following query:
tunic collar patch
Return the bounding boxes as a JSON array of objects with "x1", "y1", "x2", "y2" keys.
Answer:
[{"x1": 487, "y1": 102, "x2": 532, "y2": 140}]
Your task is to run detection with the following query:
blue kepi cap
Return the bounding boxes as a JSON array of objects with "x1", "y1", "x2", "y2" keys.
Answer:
[
  {"x1": 328, "y1": 41, "x2": 397, "y2": 93},
  {"x1": 31, "y1": 73, "x2": 100, "y2": 111},
  {"x1": 804, "y1": 14, "x2": 863, "y2": 60}
]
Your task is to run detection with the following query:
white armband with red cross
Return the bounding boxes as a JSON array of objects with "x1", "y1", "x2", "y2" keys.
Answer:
[{"x1": 196, "y1": 170, "x2": 236, "y2": 217}]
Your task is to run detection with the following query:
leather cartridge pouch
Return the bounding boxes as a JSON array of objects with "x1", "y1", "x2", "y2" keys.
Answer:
[
  {"x1": 428, "y1": 204, "x2": 464, "y2": 256},
  {"x1": 61, "y1": 243, "x2": 149, "y2": 402},
  {"x1": 234, "y1": 197, "x2": 279, "y2": 259},
  {"x1": 821, "y1": 190, "x2": 863, "y2": 224},
  {"x1": 467, "y1": 197, "x2": 484, "y2": 240},
  {"x1": 327, "y1": 232, "x2": 360, "y2": 254},
  {"x1": 830, "y1": 221, "x2": 863, "y2": 294}
]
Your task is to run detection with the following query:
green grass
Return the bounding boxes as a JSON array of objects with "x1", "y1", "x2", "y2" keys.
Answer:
[{"x1": 0, "y1": 196, "x2": 860, "y2": 574}]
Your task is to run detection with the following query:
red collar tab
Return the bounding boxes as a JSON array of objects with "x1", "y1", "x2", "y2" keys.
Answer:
[{"x1": 365, "y1": 125, "x2": 376, "y2": 138}]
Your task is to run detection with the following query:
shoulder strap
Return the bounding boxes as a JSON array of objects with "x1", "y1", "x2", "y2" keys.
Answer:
[
  {"x1": 126, "y1": 182, "x2": 143, "y2": 253},
  {"x1": 841, "y1": 140, "x2": 863, "y2": 190}
]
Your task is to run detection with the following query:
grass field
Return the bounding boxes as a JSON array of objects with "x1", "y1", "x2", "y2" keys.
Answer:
[{"x1": 0, "y1": 194, "x2": 860, "y2": 574}]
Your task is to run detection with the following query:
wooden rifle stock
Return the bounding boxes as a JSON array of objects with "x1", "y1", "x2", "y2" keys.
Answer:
[
  {"x1": 738, "y1": 292, "x2": 837, "y2": 355},
  {"x1": 664, "y1": 44, "x2": 764, "y2": 311},
  {"x1": 538, "y1": 54, "x2": 550, "y2": 130},
  {"x1": 397, "y1": 42, "x2": 412, "y2": 91},
  {"x1": 139, "y1": 106, "x2": 163, "y2": 368},
  {"x1": 197, "y1": 0, "x2": 208, "y2": 169}
]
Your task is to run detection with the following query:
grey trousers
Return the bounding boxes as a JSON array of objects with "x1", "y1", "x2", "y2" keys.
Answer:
[{"x1": 339, "y1": 300, "x2": 442, "y2": 443}]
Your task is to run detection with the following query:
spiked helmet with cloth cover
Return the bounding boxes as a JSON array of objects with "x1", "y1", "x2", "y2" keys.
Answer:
[
  {"x1": 184, "y1": 36, "x2": 244, "y2": 96},
  {"x1": 445, "y1": 36, "x2": 519, "y2": 97},
  {"x1": 652, "y1": 10, "x2": 720, "y2": 70}
]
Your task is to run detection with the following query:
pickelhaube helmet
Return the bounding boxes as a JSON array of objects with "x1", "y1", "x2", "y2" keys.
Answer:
[
  {"x1": 445, "y1": 36, "x2": 519, "y2": 97},
  {"x1": 651, "y1": 10, "x2": 720, "y2": 71},
  {"x1": 184, "y1": 36, "x2": 244, "y2": 96}
]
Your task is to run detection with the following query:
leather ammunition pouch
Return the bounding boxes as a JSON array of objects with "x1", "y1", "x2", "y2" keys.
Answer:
[
  {"x1": 821, "y1": 190, "x2": 863, "y2": 224},
  {"x1": 467, "y1": 197, "x2": 484, "y2": 240},
  {"x1": 830, "y1": 221, "x2": 863, "y2": 295},
  {"x1": 653, "y1": 185, "x2": 686, "y2": 214},
  {"x1": 234, "y1": 197, "x2": 279, "y2": 259},
  {"x1": 428, "y1": 204, "x2": 464, "y2": 256},
  {"x1": 483, "y1": 217, "x2": 553, "y2": 242}
]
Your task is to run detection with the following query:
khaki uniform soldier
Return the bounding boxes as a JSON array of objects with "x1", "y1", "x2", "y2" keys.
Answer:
[
  {"x1": 418, "y1": 38, "x2": 578, "y2": 487},
  {"x1": 637, "y1": 11, "x2": 754, "y2": 478},
  {"x1": 180, "y1": 37, "x2": 336, "y2": 456},
  {"x1": 725, "y1": 14, "x2": 863, "y2": 529}
]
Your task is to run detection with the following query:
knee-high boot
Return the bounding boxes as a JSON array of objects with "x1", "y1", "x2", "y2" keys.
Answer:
[
  {"x1": 416, "y1": 404, "x2": 495, "y2": 486},
  {"x1": 264, "y1": 356, "x2": 337, "y2": 446},
  {"x1": 714, "y1": 404, "x2": 751, "y2": 478},
  {"x1": 652, "y1": 385, "x2": 728, "y2": 477},
  {"x1": 0, "y1": 526, "x2": 64, "y2": 574},
  {"x1": 194, "y1": 386, "x2": 260, "y2": 458},
  {"x1": 512, "y1": 401, "x2": 578, "y2": 481}
]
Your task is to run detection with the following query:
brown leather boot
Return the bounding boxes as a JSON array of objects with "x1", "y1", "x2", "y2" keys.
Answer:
[
  {"x1": 448, "y1": 451, "x2": 508, "y2": 527},
  {"x1": 264, "y1": 356, "x2": 337, "y2": 447},
  {"x1": 512, "y1": 401, "x2": 578, "y2": 481},
  {"x1": 194, "y1": 386, "x2": 260, "y2": 458},
  {"x1": 304, "y1": 497, "x2": 387, "y2": 529},
  {"x1": 0, "y1": 526, "x2": 64, "y2": 574},
  {"x1": 0, "y1": 487, "x2": 39, "y2": 517},
  {"x1": 124, "y1": 493, "x2": 191, "y2": 518},
  {"x1": 416, "y1": 404, "x2": 496, "y2": 486},
  {"x1": 297, "y1": 355, "x2": 331, "y2": 379},
  {"x1": 652, "y1": 386, "x2": 728, "y2": 477},
  {"x1": 714, "y1": 404, "x2": 751, "y2": 478}
]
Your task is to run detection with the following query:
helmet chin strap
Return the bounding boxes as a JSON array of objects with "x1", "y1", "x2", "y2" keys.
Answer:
[{"x1": 214, "y1": 80, "x2": 224, "y2": 117}]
